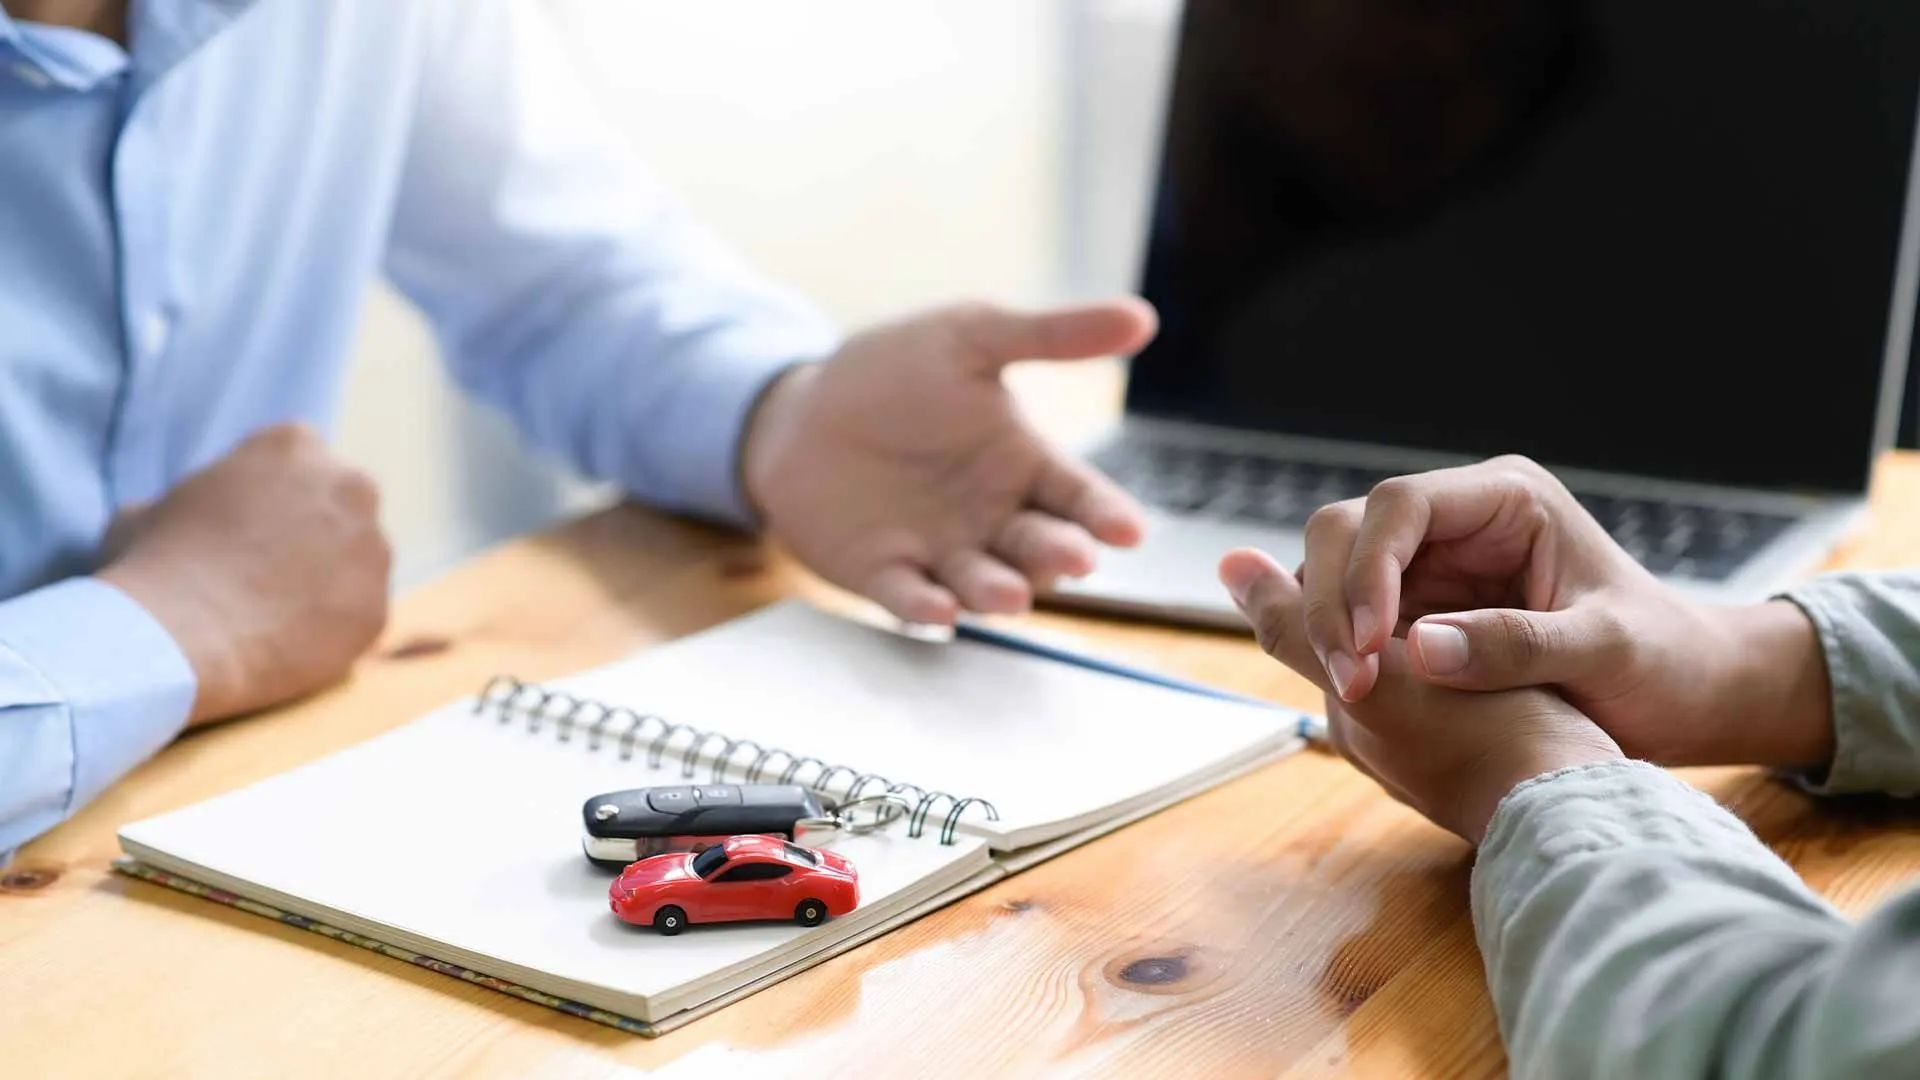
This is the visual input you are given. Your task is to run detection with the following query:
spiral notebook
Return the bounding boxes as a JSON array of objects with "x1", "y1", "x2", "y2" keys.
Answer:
[{"x1": 117, "y1": 601, "x2": 1307, "y2": 1034}]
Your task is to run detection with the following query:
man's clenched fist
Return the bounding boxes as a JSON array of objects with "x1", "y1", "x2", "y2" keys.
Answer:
[{"x1": 97, "y1": 424, "x2": 392, "y2": 725}]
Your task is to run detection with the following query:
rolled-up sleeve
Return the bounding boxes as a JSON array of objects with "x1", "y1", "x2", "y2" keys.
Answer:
[
  {"x1": 0, "y1": 578, "x2": 196, "y2": 858},
  {"x1": 1475, "y1": 760, "x2": 1920, "y2": 1079},
  {"x1": 382, "y1": 0, "x2": 839, "y2": 527},
  {"x1": 1778, "y1": 572, "x2": 1920, "y2": 795}
]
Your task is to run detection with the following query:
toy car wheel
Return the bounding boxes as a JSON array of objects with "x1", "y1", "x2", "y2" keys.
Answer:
[
  {"x1": 794, "y1": 899, "x2": 827, "y2": 927},
  {"x1": 654, "y1": 905, "x2": 687, "y2": 935}
]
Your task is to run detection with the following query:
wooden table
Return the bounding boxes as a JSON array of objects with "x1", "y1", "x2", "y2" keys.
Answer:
[{"x1": 8, "y1": 407, "x2": 1920, "y2": 1077}]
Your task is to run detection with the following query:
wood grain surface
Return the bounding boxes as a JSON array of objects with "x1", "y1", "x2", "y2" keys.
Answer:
[{"x1": 5, "y1": 394, "x2": 1919, "y2": 1078}]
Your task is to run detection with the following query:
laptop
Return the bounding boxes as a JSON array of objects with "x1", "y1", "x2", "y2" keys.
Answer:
[{"x1": 1051, "y1": 0, "x2": 1920, "y2": 628}]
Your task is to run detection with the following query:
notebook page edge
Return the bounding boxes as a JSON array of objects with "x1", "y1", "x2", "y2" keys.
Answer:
[{"x1": 118, "y1": 830, "x2": 994, "y2": 1024}]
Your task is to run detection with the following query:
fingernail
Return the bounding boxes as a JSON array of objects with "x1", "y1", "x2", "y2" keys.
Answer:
[
  {"x1": 1328, "y1": 651, "x2": 1361, "y2": 701},
  {"x1": 1352, "y1": 605, "x2": 1378, "y2": 650},
  {"x1": 1415, "y1": 622, "x2": 1470, "y2": 675}
]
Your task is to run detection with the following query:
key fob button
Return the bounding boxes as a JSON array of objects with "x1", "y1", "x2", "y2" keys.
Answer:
[
  {"x1": 693, "y1": 785, "x2": 741, "y2": 806},
  {"x1": 582, "y1": 789, "x2": 655, "y2": 838},
  {"x1": 645, "y1": 787, "x2": 696, "y2": 813}
]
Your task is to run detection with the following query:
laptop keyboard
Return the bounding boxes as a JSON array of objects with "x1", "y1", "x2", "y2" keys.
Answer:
[{"x1": 1093, "y1": 443, "x2": 1799, "y2": 583}]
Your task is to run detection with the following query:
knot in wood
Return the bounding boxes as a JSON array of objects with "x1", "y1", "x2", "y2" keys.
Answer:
[{"x1": 1117, "y1": 954, "x2": 1189, "y2": 986}]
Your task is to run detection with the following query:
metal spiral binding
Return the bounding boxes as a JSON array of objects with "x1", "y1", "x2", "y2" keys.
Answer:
[{"x1": 473, "y1": 675, "x2": 999, "y2": 845}]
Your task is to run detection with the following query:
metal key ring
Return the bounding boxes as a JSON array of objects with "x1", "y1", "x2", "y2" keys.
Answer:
[{"x1": 831, "y1": 793, "x2": 915, "y2": 835}]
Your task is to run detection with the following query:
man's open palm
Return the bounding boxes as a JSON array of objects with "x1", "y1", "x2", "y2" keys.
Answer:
[{"x1": 743, "y1": 299, "x2": 1156, "y2": 623}]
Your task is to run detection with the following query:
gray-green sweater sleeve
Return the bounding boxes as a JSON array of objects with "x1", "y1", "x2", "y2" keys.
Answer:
[
  {"x1": 1473, "y1": 572, "x2": 1920, "y2": 1077},
  {"x1": 1473, "y1": 760, "x2": 1920, "y2": 1079},
  {"x1": 1779, "y1": 572, "x2": 1920, "y2": 795}
]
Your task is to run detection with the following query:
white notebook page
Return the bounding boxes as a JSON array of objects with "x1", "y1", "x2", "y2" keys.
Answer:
[
  {"x1": 120, "y1": 700, "x2": 990, "y2": 1022},
  {"x1": 554, "y1": 602, "x2": 1299, "y2": 847}
]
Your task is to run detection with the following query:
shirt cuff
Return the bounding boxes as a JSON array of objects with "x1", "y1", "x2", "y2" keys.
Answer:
[
  {"x1": 0, "y1": 578, "x2": 196, "y2": 812},
  {"x1": 1777, "y1": 576, "x2": 1920, "y2": 796},
  {"x1": 1472, "y1": 760, "x2": 1809, "y2": 946},
  {"x1": 644, "y1": 349, "x2": 814, "y2": 529}
]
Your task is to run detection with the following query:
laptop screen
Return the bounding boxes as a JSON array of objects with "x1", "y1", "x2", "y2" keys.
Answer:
[{"x1": 1127, "y1": 0, "x2": 1920, "y2": 494}]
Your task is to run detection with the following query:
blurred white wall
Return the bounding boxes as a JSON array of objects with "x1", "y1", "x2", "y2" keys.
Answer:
[
  {"x1": 554, "y1": 1, "x2": 1066, "y2": 324},
  {"x1": 1064, "y1": 0, "x2": 1180, "y2": 297},
  {"x1": 334, "y1": 0, "x2": 1179, "y2": 587}
]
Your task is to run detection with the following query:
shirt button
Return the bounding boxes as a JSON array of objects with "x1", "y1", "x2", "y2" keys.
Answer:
[
  {"x1": 11, "y1": 62, "x2": 51, "y2": 89},
  {"x1": 140, "y1": 310, "x2": 173, "y2": 356}
]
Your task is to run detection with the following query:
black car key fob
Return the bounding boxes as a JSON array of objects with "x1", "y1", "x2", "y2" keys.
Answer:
[{"x1": 581, "y1": 784, "x2": 827, "y2": 870}]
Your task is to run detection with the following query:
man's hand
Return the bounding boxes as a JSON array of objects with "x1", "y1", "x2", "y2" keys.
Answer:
[
  {"x1": 1291, "y1": 455, "x2": 1832, "y2": 769},
  {"x1": 97, "y1": 424, "x2": 392, "y2": 726},
  {"x1": 1222, "y1": 547, "x2": 1622, "y2": 842},
  {"x1": 742, "y1": 299, "x2": 1155, "y2": 624}
]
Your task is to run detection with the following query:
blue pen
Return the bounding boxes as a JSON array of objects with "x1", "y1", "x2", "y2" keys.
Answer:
[{"x1": 952, "y1": 620, "x2": 1328, "y2": 745}]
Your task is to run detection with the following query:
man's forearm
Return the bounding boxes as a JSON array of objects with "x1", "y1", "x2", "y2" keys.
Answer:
[{"x1": 381, "y1": 0, "x2": 839, "y2": 528}]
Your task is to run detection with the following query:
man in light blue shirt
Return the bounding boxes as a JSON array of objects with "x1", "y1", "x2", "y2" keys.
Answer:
[{"x1": 0, "y1": 0, "x2": 1155, "y2": 855}]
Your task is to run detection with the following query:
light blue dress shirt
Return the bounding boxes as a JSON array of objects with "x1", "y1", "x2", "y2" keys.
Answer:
[{"x1": 0, "y1": 0, "x2": 838, "y2": 855}]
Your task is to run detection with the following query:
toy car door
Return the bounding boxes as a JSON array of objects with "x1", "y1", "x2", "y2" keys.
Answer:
[{"x1": 706, "y1": 860, "x2": 795, "y2": 921}]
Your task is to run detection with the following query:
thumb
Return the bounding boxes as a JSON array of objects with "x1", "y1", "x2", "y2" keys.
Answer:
[
  {"x1": 1408, "y1": 606, "x2": 1620, "y2": 691},
  {"x1": 952, "y1": 297, "x2": 1158, "y2": 372}
]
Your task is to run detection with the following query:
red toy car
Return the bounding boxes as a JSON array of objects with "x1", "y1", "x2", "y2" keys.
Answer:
[{"x1": 609, "y1": 834, "x2": 859, "y2": 935}]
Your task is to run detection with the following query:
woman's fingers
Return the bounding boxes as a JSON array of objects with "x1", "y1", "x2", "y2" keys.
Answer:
[
  {"x1": 1221, "y1": 547, "x2": 1333, "y2": 694},
  {"x1": 1339, "y1": 457, "x2": 1582, "y2": 656},
  {"x1": 1301, "y1": 501, "x2": 1378, "y2": 700},
  {"x1": 1408, "y1": 605, "x2": 1627, "y2": 690}
]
